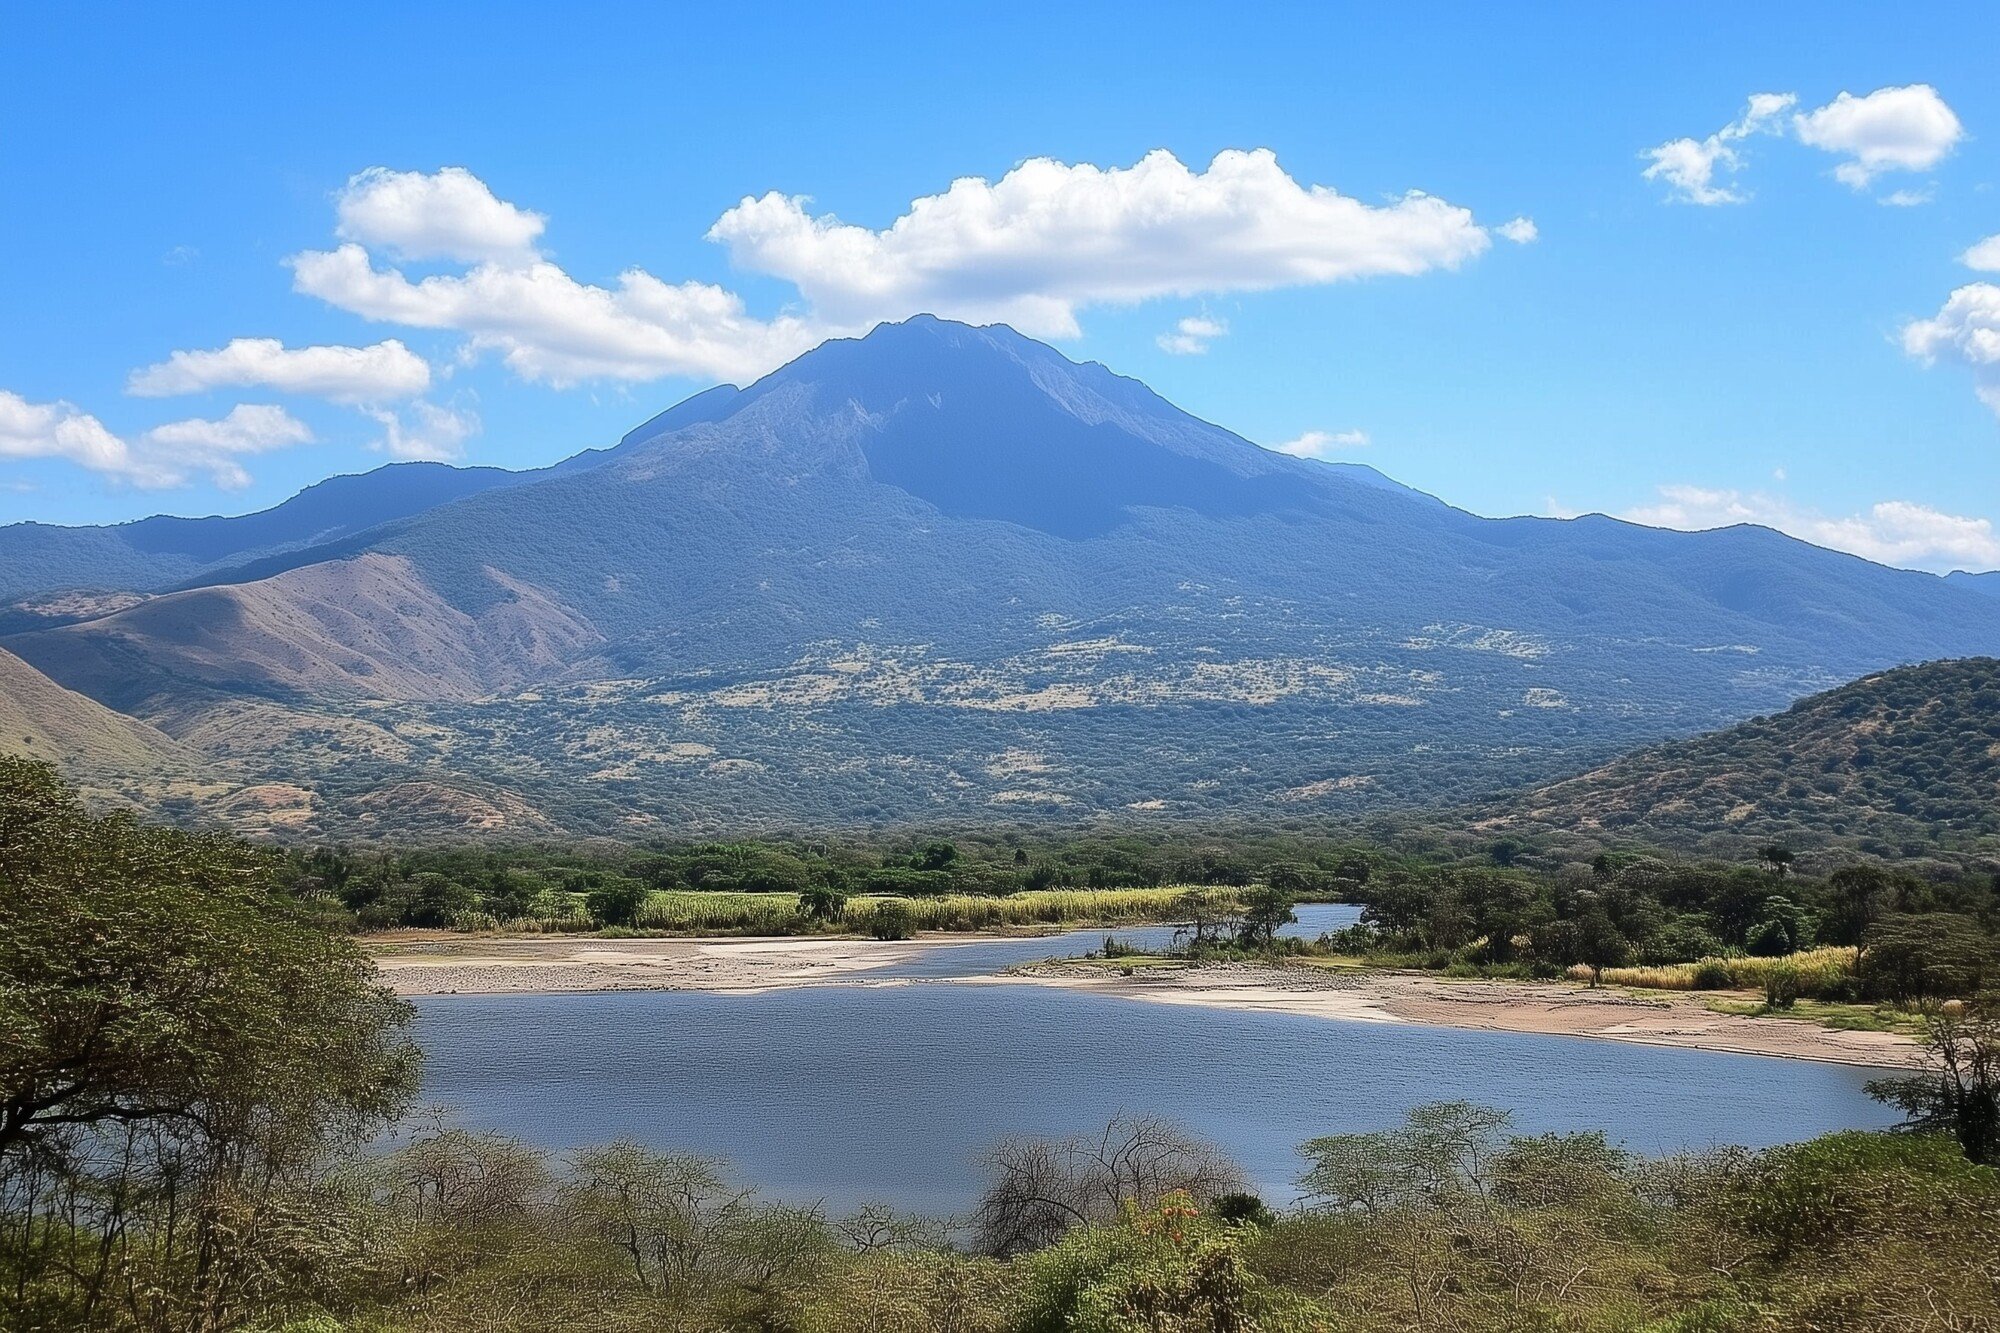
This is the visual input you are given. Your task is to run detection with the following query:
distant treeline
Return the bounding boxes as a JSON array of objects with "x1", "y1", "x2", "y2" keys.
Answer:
[{"x1": 286, "y1": 828, "x2": 2000, "y2": 998}]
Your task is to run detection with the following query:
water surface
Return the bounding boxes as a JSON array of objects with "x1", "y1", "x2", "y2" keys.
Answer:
[{"x1": 414, "y1": 960, "x2": 1898, "y2": 1215}]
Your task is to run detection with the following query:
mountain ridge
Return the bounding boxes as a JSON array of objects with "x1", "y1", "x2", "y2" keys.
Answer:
[{"x1": 6, "y1": 316, "x2": 2000, "y2": 838}]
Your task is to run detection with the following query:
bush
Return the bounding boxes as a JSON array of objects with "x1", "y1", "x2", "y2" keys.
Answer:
[
  {"x1": 867, "y1": 899, "x2": 917, "y2": 941},
  {"x1": 1692, "y1": 960, "x2": 1736, "y2": 990}
]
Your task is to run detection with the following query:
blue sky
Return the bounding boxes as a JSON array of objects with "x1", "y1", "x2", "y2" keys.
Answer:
[{"x1": 4, "y1": 2, "x2": 1999, "y2": 572}]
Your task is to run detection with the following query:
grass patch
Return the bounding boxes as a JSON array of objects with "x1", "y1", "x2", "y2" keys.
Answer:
[
  {"x1": 1581, "y1": 947, "x2": 1858, "y2": 999},
  {"x1": 627, "y1": 886, "x2": 1193, "y2": 936},
  {"x1": 1699, "y1": 996, "x2": 1926, "y2": 1035}
]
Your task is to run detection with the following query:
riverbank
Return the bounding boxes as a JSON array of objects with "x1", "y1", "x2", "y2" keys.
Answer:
[
  {"x1": 365, "y1": 931, "x2": 1919, "y2": 1067},
  {"x1": 367, "y1": 930, "x2": 945, "y2": 995},
  {"x1": 1007, "y1": 959, "x2": 1920, "y2": 1069}
]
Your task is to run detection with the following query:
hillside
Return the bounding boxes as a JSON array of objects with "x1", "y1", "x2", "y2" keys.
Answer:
[
  {"x1": 0, "y1": 460, "x2": 530, "y2": 613},
  {"x1": 1947, "y1": 571, "x2": 2000, "y2": 598},
  {"x1": 1484, "y1": 657, "x2": 2000, "y2": 858},
  {"x1": 0, "y1": 645, "x2": 189, "y2": 773},
  {"x1": 7, "y1": 317, "x2": 2000, "y2": 838}
]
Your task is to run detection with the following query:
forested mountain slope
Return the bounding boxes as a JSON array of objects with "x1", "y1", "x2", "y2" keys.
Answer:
[{"x1": 1484, "y1": 657, "x2": 2000, "y2": 858}]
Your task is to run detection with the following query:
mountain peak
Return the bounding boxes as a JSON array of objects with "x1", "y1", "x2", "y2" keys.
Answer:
[{"x1": 614, "y1": 315, "x2": 1324, "y2": 538}]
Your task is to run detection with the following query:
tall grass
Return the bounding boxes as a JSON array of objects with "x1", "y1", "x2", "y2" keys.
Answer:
[
  {"x1": 1578, "y1": 947, "x2": 1858, "y2": 998},
  {"x1": 628, "y1": 886, "x2": 1193, "y2": 936}
]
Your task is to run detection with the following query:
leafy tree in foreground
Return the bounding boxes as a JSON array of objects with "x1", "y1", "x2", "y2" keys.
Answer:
[{"x1": 0, "y1": 757, "x2": 420, "y2": 1330}]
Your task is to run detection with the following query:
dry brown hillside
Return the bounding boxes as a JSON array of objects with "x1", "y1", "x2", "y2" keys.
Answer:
[
  {"x1": 5, "y1": 552, "x2": 600, "y2": 709},
  {"x1": 0, "y1": 645, "x2": 189, "y2": 772}
]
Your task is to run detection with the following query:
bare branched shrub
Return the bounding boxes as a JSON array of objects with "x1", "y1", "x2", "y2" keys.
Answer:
[{"x1": 972, "y1": 1114, "x2": 1244, "y2": 1255}]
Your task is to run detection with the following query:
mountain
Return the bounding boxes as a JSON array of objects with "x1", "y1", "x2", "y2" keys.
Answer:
[
  {"x1": 1947, "y1": 571, "x2": 2000, "y2": 598},
  {"x1": 0, "y1": 460, "x2": 532, "y2": 616},
  {"x1": 7, "y1": 315, "x2": 2000, "y2": 838},
  {"x1": 1481, "y1": 657, "x2": 2000, "y2": 858},
  {"x1": 0, "y1": 645, "x2": 188, "y2": 773}
]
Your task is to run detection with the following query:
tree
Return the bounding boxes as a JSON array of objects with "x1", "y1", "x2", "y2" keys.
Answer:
[
  {"x1": 0, "y1": 758, "x2": 419, "y2": 1329},
  {"x1": 1745, "y1": 895, "x2": 1814, "y2": 957},
  {"x1": 798, "y1": 883, "x2": 848, "y2": 922},
  {"x1": 1821, "y1": 865, "x2": 1891, "y2": 946},
  {"x1": 972, "y1": 1115, "x2": 1245, "y2": 1256},
  {"x1": 1759, "y1": 845, "x2": 1795, "y2": 879},
  {"x1": 561, "y1": 1139, "x2": 758, "y2": 1295},
  {"x1": 910, "y1": 841, "x2": 960, "y2": 873},
  {"x1": 1456, "y1": 872, "x2": 1542, "y2": 965},
  {"x1": 1174, "y1": 888, "x2": 1241, "y2": 954},
  {"x1": 1573, "y1": 909, "x2": 1631, "y2": 986},
  {"x1": 1868, "y1": 995, "x2": 2000, "y2": 1165},
  {"x1": 587, "y1": 879, "x2": 648, "y2": 928},
  {"x1": 866, "y1": 899, "x2": 917, "y2": 941},
  {"x1": 1237, "y1": 884, "x2": 1297, "y2": 951},
  {"x1": 1857, "y1": 913, "x2": 1994, "y2": 1003}
]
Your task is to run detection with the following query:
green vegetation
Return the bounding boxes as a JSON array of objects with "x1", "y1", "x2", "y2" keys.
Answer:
[
  {"x1": 11, "y1": 757, "x2": 2000, "y2": 1329},
  {"x1": 1491, "y1": 656, "x2": 2000, "y2": 860},
  {"x1": 0, "y1": 757, "x2": 418, "y2": 1331}
]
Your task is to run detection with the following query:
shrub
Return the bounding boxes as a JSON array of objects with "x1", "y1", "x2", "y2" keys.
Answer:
[{"x1": 867, "y1": 899, "x2": 917, "y2": 941}]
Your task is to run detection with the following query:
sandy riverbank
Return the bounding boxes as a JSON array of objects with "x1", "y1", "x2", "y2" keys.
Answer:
[
  {"x1": 367, "y1": 931, "x2": 947, "y2": 995},
  {"x1": 366, "y1": 932, "x2": 1919, "y2": 1068},
  {"x1": 1005, "y1": 961, "x2": 1919, "y2": 1069}
]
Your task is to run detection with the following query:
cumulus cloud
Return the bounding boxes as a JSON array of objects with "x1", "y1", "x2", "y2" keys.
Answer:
[
  {"x1": 362, "y1": 400, "x2": 479, "y2": 462},
  {"x1": 1901, "y1": 282, "x2": 2000, "y2": 419},
  {"x1": 1157, "y1": 315, "x2": 1228, "y2": 355},
  {"x1": 1642, "y1": 93, "x2": 1796, "y2": 205},
  {"x1": 1962, "y1": 234, "x2": 2000, "y2": 273},
  {"x1": 1271, "y1": 429, "x2": 1369, "y2": 459},
  {"x1": 709, "y1": 149, "x2": 1494, "y2": 338},
  {"x1": 335, "y1": 166, "x2": 546, "y2": 265},
  {"x1": 1618, "y1": 483, "x2": 2000, "y2": 572},
  {"x1": 0, "y1": 393, "x2": 313, "y2": 489},
  {"x1": 128, "y1": 337, "x2": 430, "y2": 403},
  {"x1": 290, "y1": 242, "x2": 824, "y2": 385},
  {"x1": 1793, "y1": 85, "x2": 1964, "y2": 189},
  {"x1": 0, "y1": 391, "x2": 166, "y2": 486},
  {"x1": 291, "y1": 155, "x2": 1509, "y2": 386},
  {"x1": 1495, "y1": 217, "x2": 1538, "y2": 244},
  {"x1": 139, "y1": 405, "x2": 316, "y2": 489},
  {"x1": 1644, "y1": 86, "x2": 1962, "y2": 204}
]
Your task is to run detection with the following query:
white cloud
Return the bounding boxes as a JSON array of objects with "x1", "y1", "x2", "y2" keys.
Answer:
[
  {"x1": 1901, "y1": 282, "x2": 2000, "y2": 419},
  {"x1": 292, "y1": 156, "x2": 1508, "y2": 386},
  {"x1": 708, "y1": 149, "x2": 1494, "y2": 338},
  {"x1": 1793, "y1": 85, "x2": 1964, "y2": 189},
  {"x1": 335, "y1": 166, "x2": 546, "y2": 265},
  {"x1": 1879, "y1": 188, "x2": 1934, "y2": 208},
  {"x1": 1962, "y1": 234, "x2": 2000, "y2": 273},
  {"x1": 1645, "y1": 86, "x2": 1962, "y2": 204},
  {"x1": 1156, "y1": 315, "x2": 1228, "y2": 355},
  {"x1": 362, "y1": 400, "x2": 479, "y2": 462},
  {"x1": 0, "y1": 391, "x2": 168, "y2": 486},
  {"x1": 1642, "y1": 93, "x2": 1796, "y2": 205},
  {"x1": 1619, "y1": 483, "x2": 2000, "y2": 572},
  {"x1": 1495, "y1": 217, "x2": 1538, "y2": 244},
  {"x1": 0, "y1": 393, "x2": 313, "y2": 490},
  {"x1": 1271, "y1": 428, "x2": 1369, "y2": 459},
  {"x1": 290, "y1": 242, "x2": 824, "y2": 385},
  {"x1": 139, "y1": 405, "x2": 315, "y2": 489},
  {"x1": 128, "y1": 337, "x2": 430, "y2": 403}
]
